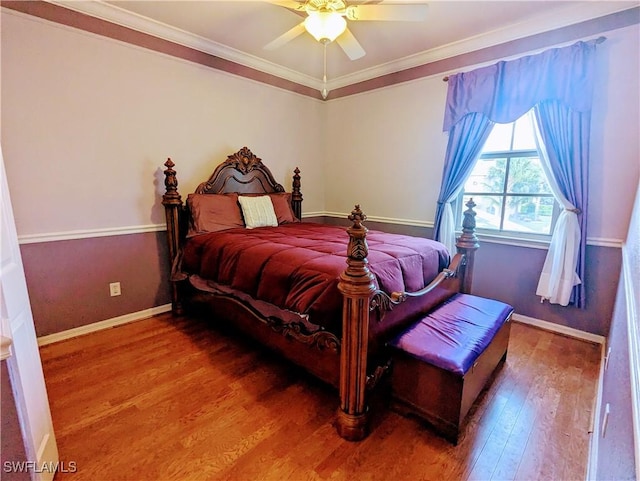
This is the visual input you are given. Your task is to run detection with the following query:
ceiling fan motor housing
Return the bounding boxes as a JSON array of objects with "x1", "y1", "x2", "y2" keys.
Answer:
[{"x1": 305, "y1": 0, "x2": 348, "y2": 15}]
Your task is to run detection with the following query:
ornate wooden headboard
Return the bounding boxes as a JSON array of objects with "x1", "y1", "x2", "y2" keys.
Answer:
[
  {"x1": 161, "y1": 147, "x2": 304, "y2": 306},
  {"x1": 191, "y1": 147, "x2": 302, "y2": 219}
]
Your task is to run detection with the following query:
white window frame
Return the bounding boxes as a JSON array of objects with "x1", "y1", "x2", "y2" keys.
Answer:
[{"x1": 455, "y1": 119, "x2": 561, "y2": 247}]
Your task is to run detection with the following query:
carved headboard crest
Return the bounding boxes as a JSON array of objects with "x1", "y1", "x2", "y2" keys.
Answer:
[
  {"x1": 225, "y1": 146, "x2": 263, "y2": 175},
  {"x1": 195, "y1": 147, "x2": 286, "y2": 195}
]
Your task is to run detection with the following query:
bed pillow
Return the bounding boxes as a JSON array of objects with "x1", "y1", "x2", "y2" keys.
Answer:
[
  {"x1": 238, "y1": 195, "x2": 279, "y2": 229},
  {"x1": 186, "y1": 193, "x2": 244, "y2": 237},
  {"x1": 241, "y1": 193, "x2": 299, "y2": 224}
]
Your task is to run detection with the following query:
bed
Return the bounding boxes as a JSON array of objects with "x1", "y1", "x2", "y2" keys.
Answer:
[{"x1": 162, "y1": 147, "x2": 480, "y2": 441}]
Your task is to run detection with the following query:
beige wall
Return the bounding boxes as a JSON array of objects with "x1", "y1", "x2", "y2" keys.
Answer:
[
  {"x1": 1, "y1": 7, "x2": 638, "y2": 338},
  {"x1": 2, "y1": 10, "x2": 637, "y2": 242},
  {"x1": 1, "y1": 10, "x2": 326, "y2": 238},
  {"x1": 589, "y1": 24, "x2": 640, "y2": 241},
  {"x1": 324, "y1": 76, "x2": 448, "y2": 223},
  {"x1": 325, "y1": 24, "x2": 640, "y2": 243},
  {"x1": 322, "y1": 23, "x2": 639, "y2": 337}
]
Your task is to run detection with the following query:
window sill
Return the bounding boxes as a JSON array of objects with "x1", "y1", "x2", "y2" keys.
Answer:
[{"x1": 460, "y1": 230, "x2": 551, "y2": 250}]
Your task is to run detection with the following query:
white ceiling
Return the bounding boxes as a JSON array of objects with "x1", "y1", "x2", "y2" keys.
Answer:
[{"x1": 54, "y1": 1, "x2": 638, "y2": 91}]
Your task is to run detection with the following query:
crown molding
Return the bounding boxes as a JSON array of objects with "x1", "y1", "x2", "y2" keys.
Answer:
[
  {"x1": 48, "y1": 0, "x2": 324, "y2": 91},
  {"x1": 327, "y1": 2, "x2": 638, "y2": 90},
  {"x1": 46, "y1": 0, "x2": 637, "y2": 93}
]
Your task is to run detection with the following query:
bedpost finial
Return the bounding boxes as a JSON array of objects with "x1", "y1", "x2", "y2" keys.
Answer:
[
  {"x1": 162, "y1": 157, "x2": 182, "y2": 206},
  {"x1": 348, "y1": 205, "x2": 367, "y2": 228},
  {"x1": 345, "y1": 205, "x2": 369, "y2": 262},
  {"x1": 291, "y1": 167, "x2": 303, "y2": 220},
  {"x1": 457, "y1": 197, "x2": 479, "y2": 250},
  {"x1": 292, "y1": 167, "x2": 301, "y2": 193},
  {"x1": 462, "y1": 197, "x2": 477, "y2": 233}
]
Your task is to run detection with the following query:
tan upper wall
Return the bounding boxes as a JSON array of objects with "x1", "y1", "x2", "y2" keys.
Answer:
[
  {"x1": 325, "y1": 24, "x2": 640, "y2": 242},
  {"x1": 1, "y1": 9, "x2": 326, "y2": 238},
  {"x1": 1, "y1": 7, "x2": 638, "y2": 244}
]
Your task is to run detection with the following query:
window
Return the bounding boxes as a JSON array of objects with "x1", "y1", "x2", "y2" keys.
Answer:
[{"x1": 458, "y1": 112, "x2": 559, "y2": 237}]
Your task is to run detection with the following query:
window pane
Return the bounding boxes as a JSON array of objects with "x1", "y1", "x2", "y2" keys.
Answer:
[
  {"x1": 507, "y1": 157, "x2": 552, "y2": 194},
  {"x1": 466, "y1": 195, "x2": 503, "y2": 231},
  {"x1": 481, "y1": 123, "x2": 513, "y2": 152},
  {"x1": 512, "y1": 112, "x2": 537, "y2": 150},
  {"x1": 504, "y1": 195, "x2": 554, "y2": 234},
  {"x1": 461, "y1": 112, "x2": 557, "y2": 238},
  {"x1": 464, "y1": 158, "x2": 506, "y2": 193}
]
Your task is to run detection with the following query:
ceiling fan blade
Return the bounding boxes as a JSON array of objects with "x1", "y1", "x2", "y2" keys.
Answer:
[
  {"x1": 264, "y1": 22, "x2": 306, "y2": 50},
  {"x1": 336, "y1": 28, "x2": 365, "y2": 61},
  {"x1": 270, "y1": 1, "x2": 306, "y2": 11},
  {"x1": 346, "y1": 4, "x2": 429, "y2": 22}
]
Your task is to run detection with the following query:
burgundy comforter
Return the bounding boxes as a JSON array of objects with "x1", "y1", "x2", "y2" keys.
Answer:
[{"x1": 182, "y1": 222, "x2": 450, "y2": 334}]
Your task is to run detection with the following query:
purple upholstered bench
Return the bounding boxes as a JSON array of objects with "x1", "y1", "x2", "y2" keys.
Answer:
[{"x1": 388, "y1": 293, "x2": 513, "y2": 444}]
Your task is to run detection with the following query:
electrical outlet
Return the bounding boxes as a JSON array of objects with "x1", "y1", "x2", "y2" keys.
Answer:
[{"x1": 109, "y1": 282, "x2": 121, "y2": 297}]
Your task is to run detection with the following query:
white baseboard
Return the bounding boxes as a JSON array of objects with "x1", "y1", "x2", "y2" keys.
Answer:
[
  {"x1": 586, "y1": 343, "x2": 606, "y2": 480},
  {"x1": 512, "y1": 313, "x2": 605, "y2": 344},
  {"x1": 38, "y1": 306, "x2": 604, "y2": 346},
  {"x1": 37, "y1": 304, "x2": 172, "y2": 346},
  {"x1": 513, "y1": 312, "x2": 606, "y2": 481}
]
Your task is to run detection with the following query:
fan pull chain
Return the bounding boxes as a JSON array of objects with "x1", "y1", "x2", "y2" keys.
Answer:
[{"x1": 321, "y1": 41, "x2": 329, "y2": 99}]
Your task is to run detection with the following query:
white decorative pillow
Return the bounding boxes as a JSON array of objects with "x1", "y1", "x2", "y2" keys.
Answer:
[{"x1": 238, "y1": 195, "x2": 278, "y2": 229}]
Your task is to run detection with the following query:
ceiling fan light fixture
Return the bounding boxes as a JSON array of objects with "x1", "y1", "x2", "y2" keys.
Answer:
[{"x1": 304, "y1": 11, "x2": 347, "y2": 43}]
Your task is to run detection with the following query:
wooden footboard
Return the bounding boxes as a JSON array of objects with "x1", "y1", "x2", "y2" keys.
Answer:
[
  {"x1": 336, "y1": 200, "x2": 479, "y2": 441},
  {"x1": 161, "y1": 148, "x2": 479, "y2": 443},
  {"x1": 162, "y1": 159, "x2": 184, "y2": 314},
  {"x1": 336, "y1": 206, "x2": 377, "y2": 441}
]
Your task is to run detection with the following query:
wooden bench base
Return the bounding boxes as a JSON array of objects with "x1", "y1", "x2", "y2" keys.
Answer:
[{"x1": 388, "y1": 295, "x2": 513, "y2": 444}]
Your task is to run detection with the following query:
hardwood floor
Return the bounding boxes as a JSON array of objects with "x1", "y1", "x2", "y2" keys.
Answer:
[{"x1": 39, "y1": 314, "x2": 601, "y2": 481}]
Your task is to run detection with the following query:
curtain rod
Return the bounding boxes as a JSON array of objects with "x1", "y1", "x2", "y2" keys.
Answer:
[{"x1": 442, "y1": 36, "x2": 607, "y2": 82}]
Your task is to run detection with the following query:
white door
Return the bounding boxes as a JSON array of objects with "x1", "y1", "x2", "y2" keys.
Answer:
[{"x1": 1, "y1": 145, "x2": 58, "y2": 481}]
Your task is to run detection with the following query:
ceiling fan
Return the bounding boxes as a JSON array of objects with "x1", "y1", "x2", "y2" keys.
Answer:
[{"x1": 264, "y1": 0, "x2": 429, "y2": 60}]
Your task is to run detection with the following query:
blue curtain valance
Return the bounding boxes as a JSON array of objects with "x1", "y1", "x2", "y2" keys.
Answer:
[{"x1": 442, "y1": 39, "x2": 601, "y2": 132}]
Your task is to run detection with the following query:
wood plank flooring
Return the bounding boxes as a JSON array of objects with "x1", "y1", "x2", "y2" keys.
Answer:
[{"x1": 39, "y1": 314, "x2": 601, "y2": 481}]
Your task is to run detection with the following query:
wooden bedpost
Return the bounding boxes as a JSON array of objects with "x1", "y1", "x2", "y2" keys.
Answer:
[
  {"x1": 291, "y1": 167, "x2": 303, "y2": 221},
  {"x1": 456, "y1": 198, "x2": 480, "y2": 294},
  {"x1": 337, "y1": 205, "x2": 376, "y2": 441},
  {"x1": 162, "y1": 158, "x2": 184, "y2": 315}
]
